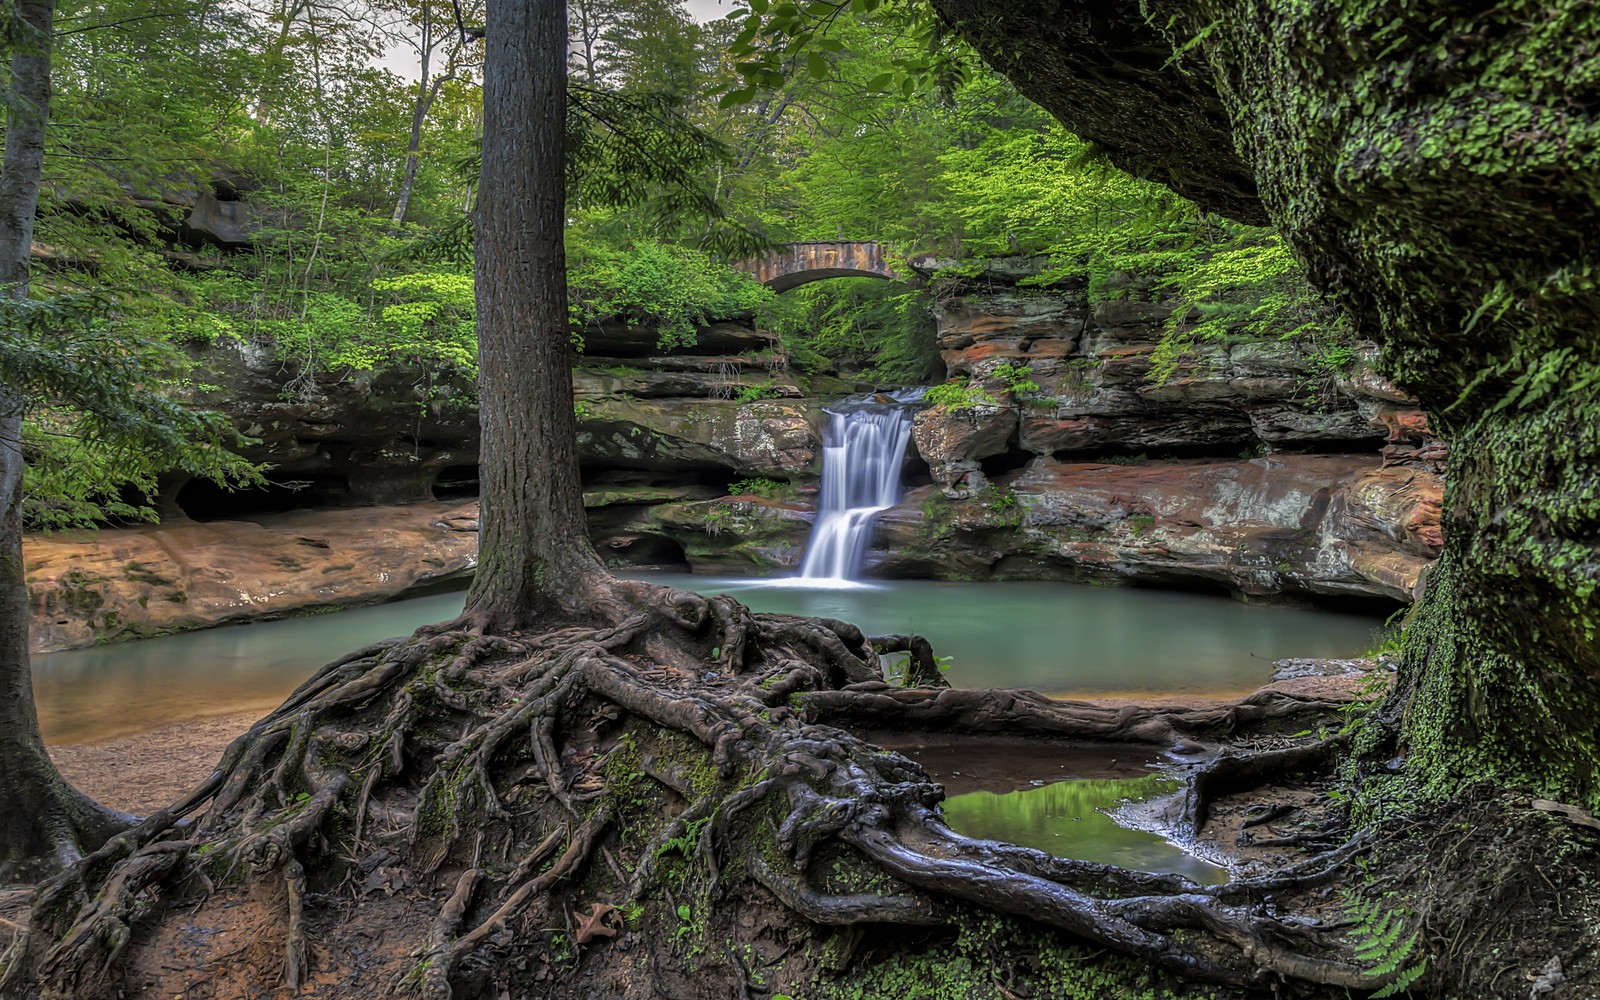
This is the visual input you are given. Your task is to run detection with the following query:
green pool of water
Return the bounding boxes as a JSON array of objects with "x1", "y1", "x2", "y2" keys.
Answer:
[
  {"x1": 33, "y1": 573, "x2": 1379, "y2": 745},
  {"x1": 941, "y1": 774, "x2": 1226, "y2": 884}
]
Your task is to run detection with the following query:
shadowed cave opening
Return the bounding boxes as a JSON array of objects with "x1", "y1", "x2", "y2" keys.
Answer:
[
  {"x1": 431, "y1": 465, "x2": 481, "y2": 500},
  {"x1": 174, "y1": 474, "x2": 353, "y2": 522}
]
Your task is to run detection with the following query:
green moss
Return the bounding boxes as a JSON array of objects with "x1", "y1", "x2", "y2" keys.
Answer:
[
  {"x1": 1138, "y1": 0, "x2": 1600, "y2": 812},
  {"x1": 808, "y1": 905, "x2": 1239, "y2": 1000},
  {"x1": 122, "y1": 560, "x2": 175, "y2": 587}
]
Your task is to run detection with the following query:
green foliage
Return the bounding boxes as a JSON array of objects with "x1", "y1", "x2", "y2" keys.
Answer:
[
  {"x1": 567, "y1": 228, "x2": 774, "y2": 350},
  {"x1": 924, "y1": 380, "x2": 998, "y2": 412},
  {"x1": 1342, "y1": 889, "x2": 1429, "y2": 997},
  {"x1": 981, "y1": 483, "x2": 1021, "y2": 522},
  {"x1": 764, "y1": 279, "x2": 941, "y2": 385},
  {"x1": 1136, "y1": 233, "x2": 1337, "y2": 385},
  {"x1": 733, "y1": 380, "x2": 781, "y2": 403},
  {"x1": 1, "y1": 294, "x2": 263, "y2": 531},
  {"x1": 728, "y1": 478, "x2": 789, "y2": 499},
  {"x1": 656, "y1": 817, "x2": 710, "y2": 859},
  {"x1": 988, "y1": 362, "x2": 1043, "y2": 401}
]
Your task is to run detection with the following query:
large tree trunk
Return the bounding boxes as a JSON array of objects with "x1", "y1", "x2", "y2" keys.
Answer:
[
  {"x1": 466, "y1": 0, "x2": 613, "y2": 631},
  {"x1": 0, "y1": 0, "x2": 130, "y2": 876},
  {"x1": 930, "y1": 0, "x2": 1600, "y2": 813}
]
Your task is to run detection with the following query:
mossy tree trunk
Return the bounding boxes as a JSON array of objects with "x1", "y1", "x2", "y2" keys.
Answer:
[{"x1": 932, "y1": 0, "x2": 1600, "y2": 811}]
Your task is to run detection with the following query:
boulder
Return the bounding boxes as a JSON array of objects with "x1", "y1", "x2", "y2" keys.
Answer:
[
  {"x1": 911, "y1": 405, "x2": 1019, "y2": 495},
  {"x1": 650, "y1": 498, "x2": 813, "y2": 574},
  {"x1": 577, "y1": 397, "x2": 822, "y2": 480}
]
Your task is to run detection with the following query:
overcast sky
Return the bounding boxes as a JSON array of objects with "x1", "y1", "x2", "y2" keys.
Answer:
[{"x1": 684, "y1": 0, "x2": 734, "y2": 23}]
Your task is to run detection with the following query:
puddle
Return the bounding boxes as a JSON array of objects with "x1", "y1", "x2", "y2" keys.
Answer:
[
  {"x1": 879, "y1": 734, "x2": 1227, "y2": 884},
  {"x1": 941, "y1": 774, "x2": 1227, "y2": 884}
]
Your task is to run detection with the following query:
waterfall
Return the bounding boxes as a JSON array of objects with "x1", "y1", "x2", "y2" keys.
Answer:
[{"x1": 796, "y1": 396, "x2": 917, "y2": 584}]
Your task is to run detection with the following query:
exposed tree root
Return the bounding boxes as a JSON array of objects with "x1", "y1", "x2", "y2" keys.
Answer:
[
  {"x1": 3, "y1": 583, "x2": 1403, "y2": 998},
  {"x1": 1185, "y1": 737, "x2": 1348, "y2": 836},
  {"x1": 799, "y1": 684, "x2": 1344, "y2": 745}
]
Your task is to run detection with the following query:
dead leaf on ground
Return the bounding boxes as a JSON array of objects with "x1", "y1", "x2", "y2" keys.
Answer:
[{"x1": 574, "y1": 903, "x2": 621, "y2": 944}]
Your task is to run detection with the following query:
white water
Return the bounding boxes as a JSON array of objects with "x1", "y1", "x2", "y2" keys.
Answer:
[{"x1": 796, "y1": 400, "x2": 916, "y2": 584}]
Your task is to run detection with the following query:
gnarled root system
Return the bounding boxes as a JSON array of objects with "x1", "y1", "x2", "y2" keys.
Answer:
[{"x1": 3, "y1": 583, "x2": 1393, "y2": 999}]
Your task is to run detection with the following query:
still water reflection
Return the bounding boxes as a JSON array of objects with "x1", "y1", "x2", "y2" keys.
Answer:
[
  {"x1": 941, "y1": 774, "x2": 1227, "y2": 884},
  {"x1": 33, "y1": 574, "x2": 1378, "y2": 744}
]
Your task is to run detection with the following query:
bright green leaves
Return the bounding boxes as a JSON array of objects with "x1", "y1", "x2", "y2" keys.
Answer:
[
  {"x1": 719, "y1": 0, "x2": 959, "y2": 111},
  {"x1": 565, "y1": 229, "x2": 775, "y2": 352},
  {"x1": 1, "y1": 293, "x2": 263, "y2": 532},
  {"x1": 762, "y1": 278, "x2": 939, "y2": 383},
  {"x1": 1143, "y1": 234, "x2": 1333, "y2": 386},
  {"x1": 923, "y1": 378, "x2": 998, "y2": 412}
]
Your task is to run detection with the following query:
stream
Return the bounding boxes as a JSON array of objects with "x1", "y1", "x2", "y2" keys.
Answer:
[{"x1": 32, "y1": 572, "x2": 1378, "y2": 745}]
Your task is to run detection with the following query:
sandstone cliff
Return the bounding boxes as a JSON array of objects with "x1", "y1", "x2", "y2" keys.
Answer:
[{"x1": 26, "y1": 266, "x2": 1445, "y2": 651}]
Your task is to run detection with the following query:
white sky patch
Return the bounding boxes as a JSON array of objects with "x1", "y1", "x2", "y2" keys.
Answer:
[
  {"x1": 684, "y1": 0, "x2": 735, "y2": 23},
  {"x1": 381, "y1": 2, "x2": 735, "y2": 81}
]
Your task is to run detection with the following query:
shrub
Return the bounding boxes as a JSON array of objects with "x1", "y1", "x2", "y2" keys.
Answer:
[{"x1": 924, "y1": 379, "x2": 998, "y2": 412}]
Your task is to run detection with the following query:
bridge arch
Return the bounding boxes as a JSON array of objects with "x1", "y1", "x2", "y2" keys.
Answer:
[{"x1": 736, "y1": 241, "x2": 898, "y2": 292}]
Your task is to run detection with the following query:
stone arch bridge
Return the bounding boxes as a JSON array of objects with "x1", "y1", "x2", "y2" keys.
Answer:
[{"x1": 736, "y1": 241, "x2": 898, "y2": 292}]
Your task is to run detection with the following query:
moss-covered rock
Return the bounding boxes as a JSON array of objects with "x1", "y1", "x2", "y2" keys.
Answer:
[
  {"x1": 931, "y1": 0, "x2": 1600, "y2": 807},
  {"x1": 576, "y1": 397, "x2": 823, "y2": 481},
  {"x1": 651, "y1": 497, "x2": 812, "y2": 574}
]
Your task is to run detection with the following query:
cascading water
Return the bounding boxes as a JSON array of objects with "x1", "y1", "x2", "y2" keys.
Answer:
[{"x1": 796, "y1": 393, "x2": 919, "y2": 584}]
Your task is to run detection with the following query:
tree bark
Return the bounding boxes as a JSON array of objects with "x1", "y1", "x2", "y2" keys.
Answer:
[
  {"x1": 466, "y1": 0, "x2": 612, "y2": 630},
  {"x1": 0, "y1": 0, "x2": 129, "y2": 875}
]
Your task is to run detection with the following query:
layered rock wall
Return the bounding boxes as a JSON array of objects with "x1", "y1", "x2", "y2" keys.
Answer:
[
  {"x1": 881, "y1": 262, "x2": 1442, "y2": 600},
  {"x1": 27, "y1": 268, "x2": 1446, "y2": 651}
]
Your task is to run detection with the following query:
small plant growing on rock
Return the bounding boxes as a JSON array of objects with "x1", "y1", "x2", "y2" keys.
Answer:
[
  {"x1": 981, "y1": 483, "x2": 1024, "y2": 527},
  {"x1": 734, "y1": 380, "x2": 781, "y2": 403},
  {"x1": 924, "y1": 378, "x2": 998, "y2": 412},
  {"x1": 990, "y1": 361, "x2": 1045, "y2": 402},
  {"x1": 728, "y1": 477, "x2": 789, "y2": 499}
]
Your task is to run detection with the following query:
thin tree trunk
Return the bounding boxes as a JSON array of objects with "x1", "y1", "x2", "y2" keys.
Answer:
[
  {"x1": 390, "y1": 4, "x2": 443, "y2": 229},
  {"x1": 0, "y1": 3, "x2": 51, "y2": 289},
  {"x1": 0, "y1": 0, "x2": 127, "y2": 874},
  {"x1": 466, "y1": 0, "x2": 610, "y2": 630},
  {"x1": 390, "y1": 74, "x2": 452, "y2": 230}
]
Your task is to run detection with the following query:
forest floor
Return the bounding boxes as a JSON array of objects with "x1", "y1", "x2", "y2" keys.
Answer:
[{"x1": 15, "y1": 656, "x2": 1598, "y2": 1000}]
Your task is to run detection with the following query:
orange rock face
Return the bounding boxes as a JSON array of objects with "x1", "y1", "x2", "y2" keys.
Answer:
[
  {"x1": 878, "y1": 455, "x2": 1443, "y2": 602},
  {"x1": 883, "y1": 263, "x2": 1445, "y2": 601},
  {"x1": 25, "y1": 502, "x2": 481, "y2": 653}
]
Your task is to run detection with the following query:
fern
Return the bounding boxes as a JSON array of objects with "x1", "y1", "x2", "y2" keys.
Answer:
[
  {"x1": 656, "y1": 817, "x2": 710, "y2": 859},
  {"x1": 1342, "y1": 890, "x2": 1429, "y2": 998}
]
